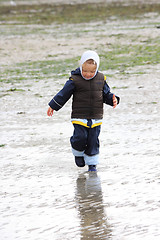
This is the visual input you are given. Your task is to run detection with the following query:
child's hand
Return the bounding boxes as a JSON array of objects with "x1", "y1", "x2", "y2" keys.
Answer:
[
  {"x1": 47, "y1": 107, "x2": 54, "y2": 116},
  {"x1": 113, "y1": 94, "x2": 117, "y2": 108}
]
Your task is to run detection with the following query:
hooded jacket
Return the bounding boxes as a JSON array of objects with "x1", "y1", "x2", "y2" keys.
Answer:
[
  {"x1": 49, "y1": 67, "x2": 119, "y2": 119},
  {"x1": 49, "y1": 50, "x2": 120, "y2": 121}
]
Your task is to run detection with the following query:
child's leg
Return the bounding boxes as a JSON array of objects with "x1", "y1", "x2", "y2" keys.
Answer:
[
  {"x1": 84, "y1": 126, "x2": 101, "y2": 166},
  {"x1": 70, "y1": 124, "x2": 88, "y2": 167},
  {"x1": 70, "y1": 124, "x2": 88, "y2": 153}
]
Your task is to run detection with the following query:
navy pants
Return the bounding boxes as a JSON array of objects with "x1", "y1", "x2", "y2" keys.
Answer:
[{"x1": 70, "y1": 123, "x2": 101, "y2": 165}]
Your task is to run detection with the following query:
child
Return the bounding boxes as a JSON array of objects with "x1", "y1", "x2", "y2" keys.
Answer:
[{"x1": 47, "y1": 50, "x2": 120, "y2": 171}]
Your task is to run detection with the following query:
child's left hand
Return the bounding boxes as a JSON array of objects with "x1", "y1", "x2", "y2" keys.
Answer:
[
  {"x1": 47, "y1": 107, "x2": 54, "y2": 116},
  {"x1": 113, "y1": 94, "x2": 117, "y2": 108}
]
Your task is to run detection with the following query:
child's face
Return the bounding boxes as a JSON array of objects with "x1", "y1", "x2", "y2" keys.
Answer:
[{"x1": 82, "y1": 62, "x2": 97, "y2": 80}]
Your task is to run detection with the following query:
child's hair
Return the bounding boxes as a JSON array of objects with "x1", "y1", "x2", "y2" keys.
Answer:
[{"x1": 85, "y1": 59, "x2": 97, "y2": 65}]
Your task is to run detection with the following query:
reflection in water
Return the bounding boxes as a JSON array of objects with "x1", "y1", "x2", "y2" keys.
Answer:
[{"x1": 76, "y1": 173, "x2": 112, "y2": 239}]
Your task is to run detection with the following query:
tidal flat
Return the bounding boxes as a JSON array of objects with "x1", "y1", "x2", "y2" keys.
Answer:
[{"x1": 0, "y1": 1, "x2": 160, "y2": 239}]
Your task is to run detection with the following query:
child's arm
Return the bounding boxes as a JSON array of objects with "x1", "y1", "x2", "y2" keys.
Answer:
[
  {"x1": 103, "y1": 81, "x2": 120, "y2": 107},
  {"x1": 47, "y1": 78, "x2": 75, "y2": 114}
]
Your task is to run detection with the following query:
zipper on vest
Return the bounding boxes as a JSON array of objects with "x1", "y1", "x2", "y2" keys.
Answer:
[{"x1": 89, "y1": 79, "x2": 93, "y2": 116}]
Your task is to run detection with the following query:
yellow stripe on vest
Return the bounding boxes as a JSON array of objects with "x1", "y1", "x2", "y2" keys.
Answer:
[
  {"x1": 91, "y1": 122, "x2": 102, "y2": 128},
  {"x1": 71, "y1": 121, "x2": 89, "y2": 128},
  {"x1": 72, "y1": 120, "x2": 102, "y2": 128}
]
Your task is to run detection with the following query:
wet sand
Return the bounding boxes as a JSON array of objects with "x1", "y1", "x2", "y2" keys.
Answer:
[{"x1": 0, "y1": 0, "x2": 160, "y2": 239}]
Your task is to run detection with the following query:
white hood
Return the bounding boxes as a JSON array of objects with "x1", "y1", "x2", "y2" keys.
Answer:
[{"x1": 80, "y1": 50, "x2": 100, "y2": 80}]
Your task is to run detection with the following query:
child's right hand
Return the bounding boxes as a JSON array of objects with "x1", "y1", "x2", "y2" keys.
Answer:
[
  {"x1": 113, "y1": 94, "x2": 117, "y2": 108},
  {"x1": 47, "y1": 107, "x2": 54, "y2": 116}
]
